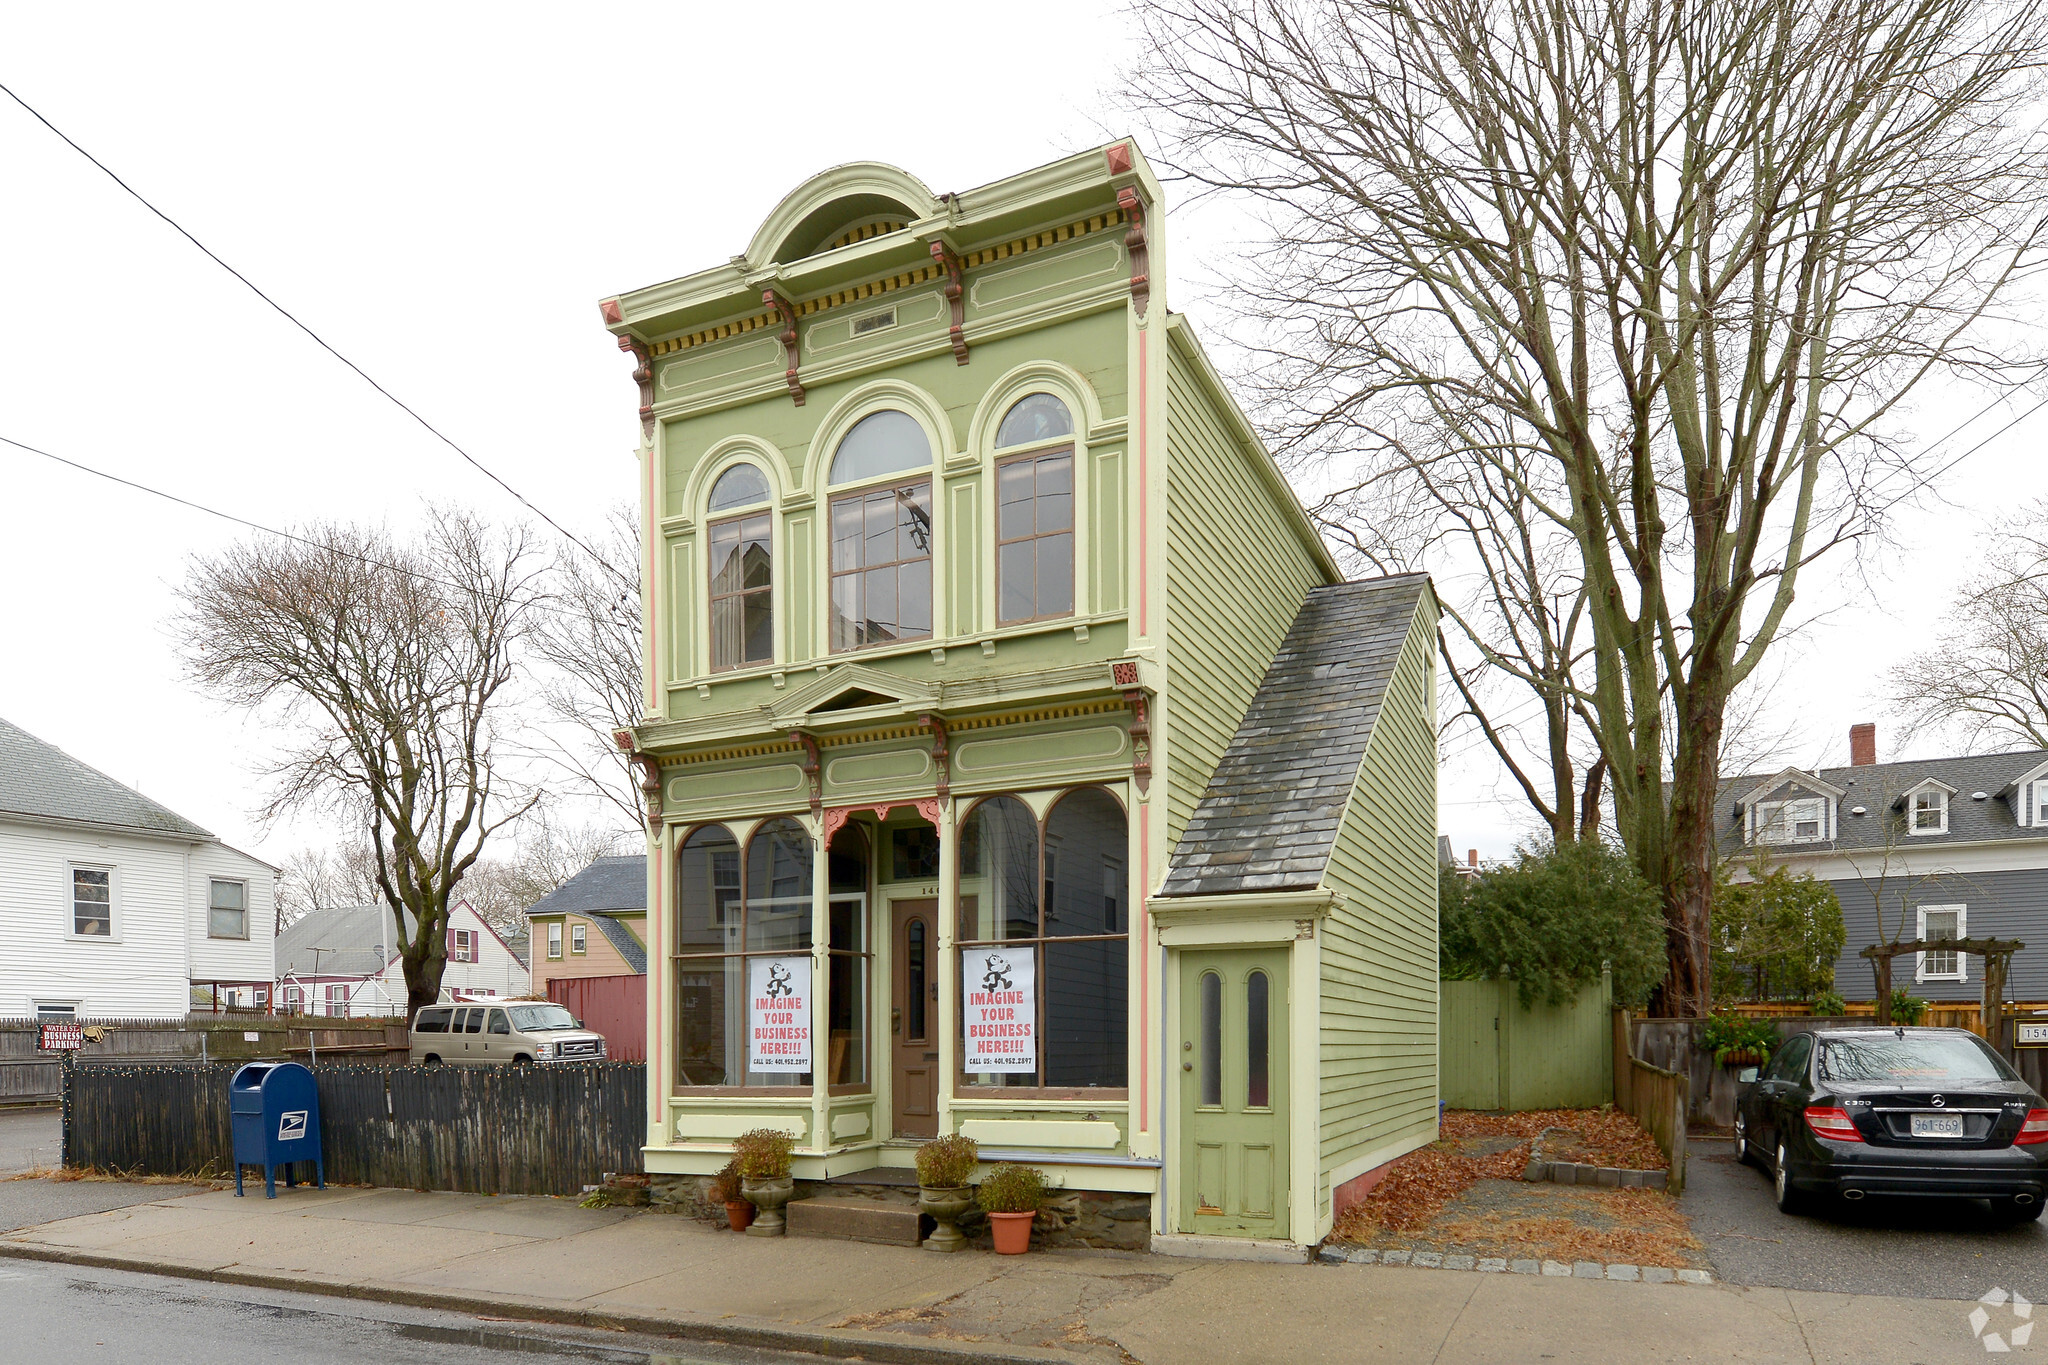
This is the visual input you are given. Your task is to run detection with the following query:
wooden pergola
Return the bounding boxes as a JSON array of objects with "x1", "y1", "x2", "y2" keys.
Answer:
[{"x1": 1858, "y1": 937, "x2": 2024, "y2": 1029}]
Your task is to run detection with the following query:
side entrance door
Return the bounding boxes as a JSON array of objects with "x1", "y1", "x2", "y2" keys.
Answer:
[
  {"x1": 1179, "y1": 947, "x2": 1289, "y2": 1239},
  {"x1": 891, "y1": 898, "x2": 939, "y2": 1138}
]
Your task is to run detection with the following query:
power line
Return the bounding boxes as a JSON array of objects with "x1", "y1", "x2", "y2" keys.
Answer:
[
  {"x1": 0, "y1": 78, "x2": 606, "y2": 565},
  {"x1": 0, "y1": 431, "x2": 616, "y2": 629}
]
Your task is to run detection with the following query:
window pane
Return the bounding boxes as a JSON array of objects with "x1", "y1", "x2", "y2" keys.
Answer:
[
  {"x1": 1926, "y1": 910, "x2": 1958, "y2": 940},
  {"x1": 677, "y1": 826, "x2": 741, "y2": 953},
  {"x1": 899, "y1": 558, "x2": 932, "y2": 638},
  {"x1": 864, "y1": 565, "x2": 897, "y2": 641},
  {"x1": 210, "y1": 880, "x2": 245, "y2": 911},
  {"x1": 740, "y1": 517, "x2": 772, "y2": 589},
  {"x1": 831, "y1": 497, "x2": 864, "y2": 572},
  {"x1": 1036, "y1": 533, "x2": 1074, "y2": 618},
  {"x1": 998, "y1": 541, "x2": 1034, "y2": 622},
  {"x1": 1247, "y1": 970, "x2": 1270, "y2": 1108},
  {"x1": 1199, "y1": 969, "x2": 1221, "y2": 1106},
  {"x1": 674, "y1": 956, "x2": 744, "y2": 1087},
  {"x1": 742, "y1": 588, "x2": 774, "y2": 664},
  {"x1": 890, "y1": 825, "x2": 939, "y2": 881},
  {"x1": 828, "y1": 949, "x2": 868, "y2": 1084},
  {"x1": 830, "y1": 409, "x2": 931, "y2": 485},
  {"x1": 828, "y1": 826, "x2": 869, "y2": 896},
  {"x1": 1045, "y1": 937, "x2": 1126, "y2": 1087},
  {"x1": 908, "y1": 917, "x2": 928, "y2": 1041},
  {"x1": 998, "y1": 460, "x2": 1035, "y2": 539},
  {"x1": 995, "y1": 393, "x2": 1073, "y2": 448},
  {"x1": 488, "y1": 1010, "x2": 510, "y2": 1035},
  {"x1": 958, "y1": 797, "x2": 1038, "y2": 940},
  {"x1": 709, "y1": 522, "x2": 743, "y2": 595},
  {"x1": 1037, "y1": 454, "x2": 1073, "y2": 531},
  {"x1": 73, "y1": 869, "x2": 109, "y2": 900},
  {"x1": 830, "y1": 572, "x2": 861, "y2": 652},
  {"x1": 896, "y1": 484, "x2": 932, "y2": 559},
  {"x1": 1044, "y1": 789, "x2": 1126, "y2": 937},
  {"x1": 710, "y1": 594, "x2": 743, "y2": 669},
  {"x1": 209, "y1": 907, "x2": 246, "y2": 939},
  {"x1": 708, "y1": 462, "x2": 770, "y2": 512},
  {"x1": 746, "y1": 818, "x2": 813, "y2": 951}
]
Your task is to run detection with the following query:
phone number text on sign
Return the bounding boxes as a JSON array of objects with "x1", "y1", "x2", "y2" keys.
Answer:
[{"x1": 962, "y1": 948, "x2": 1036, "y2": 1072}]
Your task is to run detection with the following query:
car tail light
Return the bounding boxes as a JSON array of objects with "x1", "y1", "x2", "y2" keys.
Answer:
[
  {"x1": 2016, "y1": 1110, "x2": 2048, "y2": 1145},
  {"x1": 1805, "y1": 1106, "x2": 1865, "y2": 1142}
]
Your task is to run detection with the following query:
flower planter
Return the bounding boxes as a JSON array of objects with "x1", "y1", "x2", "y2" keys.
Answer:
[
  {"x1": 987, "y1": 1210, "x2": 1036, "y2": 1255},
  {"x1": 1719, "y1": 1049, "x2": 1763, "y2": 1067},
  {"x1": 725, "y1": 1199, "x2": 756, "y2": 1232},
  {"x1": 742, "y1": 1175, "x2": 795, "y2": 1237},
  {"x1": 919, "y1": 1184, "x2": 974, "y2": 1253}
]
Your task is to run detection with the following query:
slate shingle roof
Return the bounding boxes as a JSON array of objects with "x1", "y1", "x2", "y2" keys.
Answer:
[
  {"x1": 0, "y1": 716, "x2": 213, "y2": 839},
  {"x1": 1159, "y1": 574, "x2": 1429, "y2": 897},
  {"x1": 275, "y1": 904, "x2": 399, "y2": 977},
  {"x1": 526, "y1": 855, "x2": 647, "y2": 917},
  {"x1": 1719, "y1": 748, "x2": 2048, "y2": 854}
]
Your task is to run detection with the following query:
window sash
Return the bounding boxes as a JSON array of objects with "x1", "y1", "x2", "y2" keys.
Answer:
[
  {"x1": 547, "y1": 924, "x2": 563, "y2": 959},
  {"x1": 1756, "y1": 798, "x2": 1826, "y2": 844},
  {"x1": 708, "y1": 512, "x2": 773, "y2": 671},
  {"x1": 571, "y1": 924, "x2": 587, "y2": 954},
  {"x1": 829, "y1": 481, "x2": 933, "y2": 652},
  {"x1": 71, "y1": 868, "x2": 111, "y2": 936},
  {"x1": 1912, "y1": 791, "x2": 1945, "y2": 831},
  {"x1": 995, "y1": 450, "x2": 1075, "y2": 624},
  {"x1": 1919, "y1": 907, "x2": 1966, "y2": 980}
]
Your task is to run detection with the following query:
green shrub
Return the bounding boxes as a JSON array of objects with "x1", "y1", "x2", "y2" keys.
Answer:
[
  {"x1": 708, "y1": 1156, "x2": 743, "y2": 1204},
  {"x1": 1440, "y1": 838, "x2": 1666, "y2": 1008},
  {"x1": 1699, "y1": 1014, "x2": 1779, "y2": 1064},
  {"x1": 1810, "y1": 991, "x2": 1847, "y2": 1017},
  {"x1": 975, "y1": 1163, "x2": 1045, "y2": 1214},
  {"x1": 734, "y1": 1128, "x2": 795, "y2": 1180},
  {"x1": 1711, "y1": 863, "x2": 1846, "y2": 1003},
  {"x1": 1890, "y1": 989, "x2": 1929, "y2": 1025},
  {"x1": 915, "y1": 1133, "x2": 979, "y2": 1188}
]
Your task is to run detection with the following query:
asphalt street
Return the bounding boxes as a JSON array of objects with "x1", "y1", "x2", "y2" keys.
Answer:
[
  {"x1": 1689, "y1": 1141, "x2": 2048, "y2": 1301},
  {"x1": 6, "y1": 1257, "x2": 834, "y2": 1365},
  {"x1": 0, "y1": 1104, "x2": 60, "y2": 1174}
]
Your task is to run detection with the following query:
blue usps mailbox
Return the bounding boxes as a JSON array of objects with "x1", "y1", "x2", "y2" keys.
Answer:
[{"x1": 229, "y1": 1061, "x2": 324, "y2": 1198}]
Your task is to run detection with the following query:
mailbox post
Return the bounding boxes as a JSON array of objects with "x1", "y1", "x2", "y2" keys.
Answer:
[{"x1": 229, "y1": 1061, "x2": 324, "y2": 1198}]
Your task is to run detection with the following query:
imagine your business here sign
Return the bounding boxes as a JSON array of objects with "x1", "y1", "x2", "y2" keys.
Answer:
[
  {"x1": 962, "y1": 947, "x2": 1036, "y2": 1072},
  {"x1": 748, "y1": 955, "x2": 812, "y2": 1072}
]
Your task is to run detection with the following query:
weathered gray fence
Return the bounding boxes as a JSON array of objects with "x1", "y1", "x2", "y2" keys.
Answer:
[
  {"x1": 1632, "y1": 1015, "x2": 1879, "y2": 1128},
  {"x1": 66, "y1": 1062, "x2": 646, "y2": 1195},
  {"x1": 1, "y1": 1018, "x2": 412, "y2": 1105}
]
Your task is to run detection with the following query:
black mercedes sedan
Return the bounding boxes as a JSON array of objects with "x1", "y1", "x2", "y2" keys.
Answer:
[{"x1": 1734, "y1": 1027, "x2": 2048, "y2": 1219}]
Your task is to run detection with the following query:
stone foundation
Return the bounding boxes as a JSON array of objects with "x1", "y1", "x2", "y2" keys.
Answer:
[{"x1": 644, "y1": 1172, "x2": 1150, "y2": 1250}]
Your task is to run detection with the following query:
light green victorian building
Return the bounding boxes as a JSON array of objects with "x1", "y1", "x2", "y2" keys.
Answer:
[{"x1": 600, "y1": 141, "x2": 1439, "y2": 1251}]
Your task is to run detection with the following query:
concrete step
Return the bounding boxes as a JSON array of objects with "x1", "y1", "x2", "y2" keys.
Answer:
[{"x1": 787, "y1": 1195, "x2": 927, "y2": 1247}]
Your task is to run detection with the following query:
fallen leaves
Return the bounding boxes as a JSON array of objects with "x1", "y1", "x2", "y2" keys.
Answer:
[{"x1": 1435, "y1": 1193, "x2": 1702, "y2": 1267}]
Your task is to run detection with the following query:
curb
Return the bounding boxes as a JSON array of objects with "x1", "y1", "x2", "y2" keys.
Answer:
[
  {"x1": 0, "y1": 1240, "x2": 1075, "y2": 1365},
  {"x1": 1522, "y1": 1126, "x2": 1668, "y2": 1190},
  {"x1": 1314, "y1": 1244, "x2": 1712, "y2": 1284}
]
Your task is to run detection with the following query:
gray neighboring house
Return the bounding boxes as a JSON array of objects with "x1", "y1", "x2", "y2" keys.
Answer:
[
  {"x1": 274, "y1": 899, "x2": 529, "y2": 1017},
  {"x1": 525, "y1": 855, "x2": 647, "y2": 998},
  {"x1": 1721, "y1": 722, "x2": 2048, "y2": 1002}
]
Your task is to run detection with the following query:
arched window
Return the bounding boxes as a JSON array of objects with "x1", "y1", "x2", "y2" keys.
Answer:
[
  {"x1": 957, "y1": 789, "x2": 1128, "y2": 1091},
  {"x1": 707, "y1": 462, "x2": 770, "y2": 512},
  {"x1": 995, "y1": 396, "x2": 1074, "y2": 626},
  {"x1": 708, "y1": 465, "x2": 773, "y2": 672},
  {"x1": 829, "y1": 411, "x2": 933, "y2": 652},
  {"x1": 829, "y1": 410, "x2": 931, "y2": 485},
  {"x1": 995, "y1": 393, "x2": 1072, "y2": 448},
  {"x1": 672, "y1": 820, "x2": 815, "y2": 1088}
]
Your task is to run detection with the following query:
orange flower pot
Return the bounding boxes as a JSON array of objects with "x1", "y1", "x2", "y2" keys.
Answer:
[
  {"x1": 726, "y1": 1200, "x2": 756, "y2": 1231},
  {"x1": 987, "y1": 1210, "x2": 1035, "y2": 1255}
]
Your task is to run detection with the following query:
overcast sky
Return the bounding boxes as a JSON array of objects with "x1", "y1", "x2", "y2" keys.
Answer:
[{"x1": 1, "y1": 5, "x2": 2041, "y2": 873}]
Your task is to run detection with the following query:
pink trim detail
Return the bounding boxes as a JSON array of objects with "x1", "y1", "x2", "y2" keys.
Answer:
[
  {"x1": 600, "y1": 298, "x2": 623, "y2": 325},
  {"x1": 1104, "y1": 143, "x2": 1133, "y2": 176},
  {"x1": 822, "y1": 800, "x2": 943, "y2": 845}
]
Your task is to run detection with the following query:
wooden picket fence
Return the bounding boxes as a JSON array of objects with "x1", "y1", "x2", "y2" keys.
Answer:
[
  {"x1": 1723, "y1": 1000, "x2": 2048, "y2": 1037},
  {"x1": 64, "y1": 1061, "x2": 646, "y2": 1195}
]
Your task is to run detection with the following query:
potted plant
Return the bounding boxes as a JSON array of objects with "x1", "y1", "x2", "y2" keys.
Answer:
[
  {"x1": 708, "y1": 1156, "x2": 752, "y2": 1232},
  {"x1": 975, "y1": 1162, "x2": 1044, "y2": 1255},
  {"x1": 914, "y1": 1133, "x2": 979, "y2": 1253},
  {"x1": 1701, "y1": 1015, "x2": 1778, "y2": 1067},
  {"x1": 734, "y1": 1128, "x2": 797, "y2": 1237}
]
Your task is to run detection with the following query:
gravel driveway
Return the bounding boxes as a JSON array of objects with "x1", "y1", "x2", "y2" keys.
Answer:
[{"x1": 1688, "y1": 1142, "x2": 2048, "y2": 1301}]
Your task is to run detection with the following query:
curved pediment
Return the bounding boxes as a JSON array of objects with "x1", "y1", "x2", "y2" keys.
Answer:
[{"x1": 745, "y1": 162, "x2": 938, "y2": 268}]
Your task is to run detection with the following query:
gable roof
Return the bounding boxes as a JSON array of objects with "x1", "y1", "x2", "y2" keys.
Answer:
[
  {"x1": 0, "y1": 716, "x2": 213, "y2": 840},
  {"x1": 1719, "y1": 747, "x2": 2048, "y2": 854},
  {"x1": 275, "y1": 904, "x2": 399, "y2": 978},
  {"x1": 1159, "y1": 574, "x2": 1430, "y2": 897},
  {"x1": 1737, "y1": 766, "x2": 1847, "y2": 806},
  {"x1": 587, "y1": 914, "x2": 647, "y2": 973},
  {"x1": 527, "y1": 855, "x2": 647, "y2": 918}
]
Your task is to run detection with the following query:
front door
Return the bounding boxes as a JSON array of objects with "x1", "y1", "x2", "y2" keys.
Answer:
[
  {"x1": 1179, "y1": 948, "x2": 1289, "y2": 1238},
  {"x1": 891, "y1": 899, "x2": 939, "y2": 1138}
]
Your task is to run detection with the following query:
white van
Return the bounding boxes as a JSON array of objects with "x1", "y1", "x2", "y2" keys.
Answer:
[{"x1": 409, "y1": 1001, "x2": 607, "y2": 1066}]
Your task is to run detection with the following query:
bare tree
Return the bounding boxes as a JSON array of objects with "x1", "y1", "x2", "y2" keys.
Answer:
[
  {"x1": 274, "y1": 843, "x2": 382, "y2": 931},
  {"x1": 525, "y1": 504, "x2": 648, "y2": 828},
  {"x1": 455, "y1": 818, "x2": 634, "y2": 935},
  {"x1": 1891, "y1": 506, "x2": 2048, "y2": 749},
  {"x1": 1128, "y1": 0, "x2": 2048, "y2": 1014},
  {"x1": 178, "y1": 510, "x2": 541, "y2": 1018}
]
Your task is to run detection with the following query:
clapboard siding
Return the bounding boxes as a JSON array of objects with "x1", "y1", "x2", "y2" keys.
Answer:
[
  {"x1": 186, "y1": 841, "x2": 277, "y2": 984},
  {"x1": 0, "y1": 819, "x2": 191, "y2": 1018},
  {"x1": 1822, "y1": 868, "x2": 2048, "y2": 1002},
  {"x1": 1317, "y1": 595, "x2": 1439, "y2": 1195},
  {"x1": 1161, "y1": 325, "x2": 1326, "y2": 853}
]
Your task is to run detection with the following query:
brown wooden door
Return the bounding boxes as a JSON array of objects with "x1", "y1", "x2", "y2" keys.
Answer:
[{"x1": 891, "y1": 898, "x2": 938, "y2": 1138}]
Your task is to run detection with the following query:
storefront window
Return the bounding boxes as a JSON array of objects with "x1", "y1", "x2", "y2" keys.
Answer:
[
  {"x1": 673, "y1": 820, "x2": 814, "y2": 1088},
  {"x1": 826, "y1": 825, "x2": 870, "y2": 1088},
  {"x1": 958, "y1": 788, "x2": 1128, "y2": 1091}
]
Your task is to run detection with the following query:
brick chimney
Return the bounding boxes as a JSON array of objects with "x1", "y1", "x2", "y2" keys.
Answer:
[
  {"x1": 1467, "y1": 849, "x2": 1478, "y2": 869},
  {"x1": 1850, "y1": 722, "x2": 1877, "y2": 767}
]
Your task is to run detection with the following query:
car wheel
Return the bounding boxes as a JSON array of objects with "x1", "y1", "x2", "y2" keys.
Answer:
[
  {"x1": 513, "y1": 1055, "x2": 533, "y2": 1068},
  {"x1": 1774, "y1": 1144, "x2": 1811, "y2": 1216},
  {"x1": 422, "y1": 1055, "x2": 443, "y2": 1067},
  {"x1": 1734, "y1": 1113, "x2": 1755, "y2": 1167}
]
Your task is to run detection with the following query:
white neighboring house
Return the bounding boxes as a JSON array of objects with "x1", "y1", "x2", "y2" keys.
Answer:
[
  {"x1": 0, "y1": 716, "x2": 277, "y2": 1019},
  {"x1": 274, "y1": 899, "x2": 529, "y2": 1017}
]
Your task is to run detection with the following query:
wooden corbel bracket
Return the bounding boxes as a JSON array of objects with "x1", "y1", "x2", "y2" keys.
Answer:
[
  {"x1": 617, "y1": 335, "x2": 655, "y2": 439},
  {"x1": 930, "y1": 241, "x2": 969, "y2": 364},
  {"x1": 793, "y1": 730, "x2": 823, "y2": 821},
  {"x1": 1116, "y1": 187, "x2": 1151, "y2": 320},
  {"x1": 612, "y1": 727, "x2": 664, "y2": 827},
  {"x1": 764, "y1": 288, "x2": 806, "y2": 405},
  {"x1": 918, "y1": 712, "x2": 951, "y2": 801},
  {"x1": 1124, "y1": 687, "x2": 1152, "y2": 793}
]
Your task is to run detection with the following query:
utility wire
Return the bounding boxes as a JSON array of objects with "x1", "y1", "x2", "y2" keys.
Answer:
[
  {"x1": 0, "y1": 431, "x2": 625, "y2": 630},
  {"x1": 0, "y1": 78, "x2": 607, "y2": 564}
]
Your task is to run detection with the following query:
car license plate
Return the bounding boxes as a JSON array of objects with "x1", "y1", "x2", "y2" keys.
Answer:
[{"x1": 1911, "y1": 1114, "x2": 1965, "y2": 1138}]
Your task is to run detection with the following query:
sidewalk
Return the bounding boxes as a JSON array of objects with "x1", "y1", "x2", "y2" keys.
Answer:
[{"x1": 0, "y1": 1180, "x2": 2017, "y2": 1364}]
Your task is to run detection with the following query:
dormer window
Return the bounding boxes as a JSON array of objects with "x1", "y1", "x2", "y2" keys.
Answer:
[
  {"x1": 1753, "y1": 797, "x2": 1828, "y2": 845},
  {"x1": 1911, "y1": 788, "x2": 1948, "y2": 834}
]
